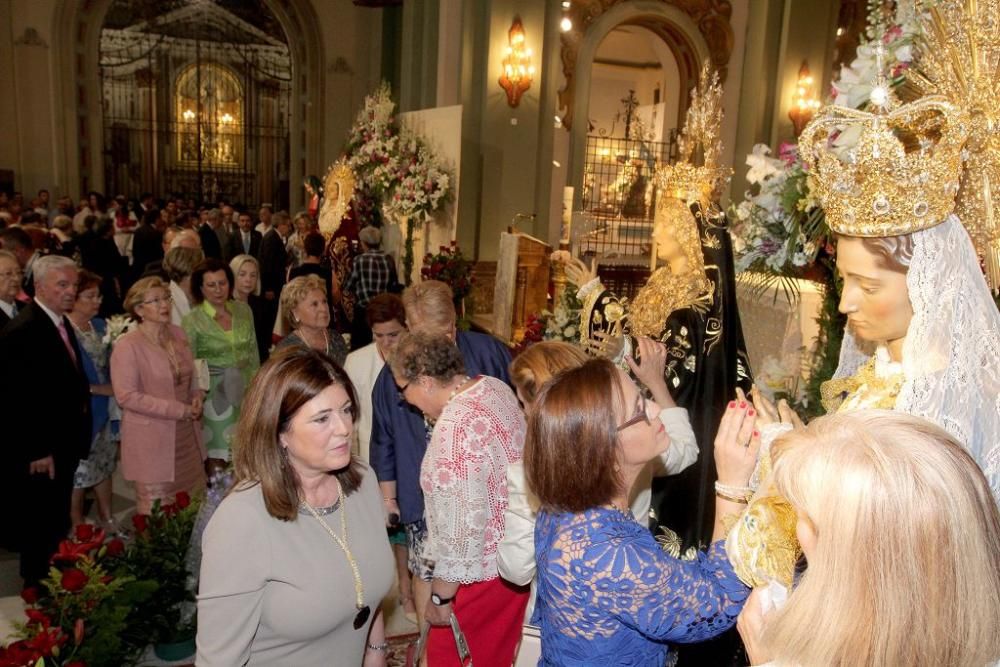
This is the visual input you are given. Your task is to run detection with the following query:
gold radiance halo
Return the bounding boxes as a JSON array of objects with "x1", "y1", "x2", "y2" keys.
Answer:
[{"x1": 319, "y1": 160, "x2": 356, "y2": 239}]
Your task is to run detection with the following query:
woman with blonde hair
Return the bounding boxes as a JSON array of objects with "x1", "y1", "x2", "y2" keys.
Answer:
[
  {"x1": 112, "y1": 276, "x2": 206, "y2": 513},
  {"x1": 274, "y1": 274, "x2": 348, "y2": 364},
  {"x1": 737, "y1": 410, "x2": 1000, "y2": 667}
]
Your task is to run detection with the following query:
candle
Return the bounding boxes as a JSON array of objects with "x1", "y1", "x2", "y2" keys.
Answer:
[{"x1": 562, "y1": 186, "x2": 574, "y2": 242}]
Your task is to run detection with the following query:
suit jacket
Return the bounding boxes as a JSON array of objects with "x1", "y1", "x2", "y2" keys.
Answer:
[
  {"x1": 258, "y1": 229, "x2": 289, "y2": 296},
  {"x1": 0, "y1": 302, "x2": 91, "y2": 466},
  {"x1": 215, "y1": 224, "x2": 233, "y2": 261},
  {"x1": 132, "y1": 222, "x2": 163, "y2": 276},
  {"x1": 110, "y1": 326, "x2": 205, "y2": 483},
  {"x1": 0, "y1": 304, "x2": 13, "y2": 330},
  {"x1": 198, "y1": 223, "x2": 223, "y2": 260},
  {"x1": 226, "y1": 229, "x2": 262, "y2": 261}
]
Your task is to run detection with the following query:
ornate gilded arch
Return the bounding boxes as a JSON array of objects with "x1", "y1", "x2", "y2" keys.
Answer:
[{"x1": 558, "y1": 0, "x2": 734, "y2": 130}]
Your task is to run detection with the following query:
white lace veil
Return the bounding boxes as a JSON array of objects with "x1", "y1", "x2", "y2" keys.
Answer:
[{"x1": 832, "y1": 216, "x2": 1000, "y2": 496}]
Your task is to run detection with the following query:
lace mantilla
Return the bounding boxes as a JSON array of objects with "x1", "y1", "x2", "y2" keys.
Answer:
[
  {"x1": 420, "y1": 377, "x2": 526, "y2": 584},
  {"x1": 532, "y1": 507, "x2": 748, "y2": 665}
]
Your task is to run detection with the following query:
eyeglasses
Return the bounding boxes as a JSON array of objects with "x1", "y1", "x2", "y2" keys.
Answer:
[
  {"x1": 616, "y1": 394, "x2": 651, "y2": 432},
  {"x1": 141, "y1": 295, "x2": 173, "y2": 306},
  {"x1": 0, "y1": 270, "x2": 23, "y2": 279}
]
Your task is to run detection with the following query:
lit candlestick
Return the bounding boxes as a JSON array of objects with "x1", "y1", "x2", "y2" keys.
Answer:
[{"x1": 562, "y1": 186, "x2": 574, "y2": 242}]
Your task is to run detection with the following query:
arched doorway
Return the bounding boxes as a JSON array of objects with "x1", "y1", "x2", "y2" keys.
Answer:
[
  {"x1": 51, "y1": 0, "x2": 324, "y2": 210},
  {"x1": 99, "y1": 0, "x2": 292, "y2": 207},
  {"x1": 557, "y1": 2, "x2": 731, "y2": 284}
]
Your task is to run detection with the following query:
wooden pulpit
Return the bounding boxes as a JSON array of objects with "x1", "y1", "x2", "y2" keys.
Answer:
[{"x1": 492, "y1": 231, "x2": 551, "y2": 343}]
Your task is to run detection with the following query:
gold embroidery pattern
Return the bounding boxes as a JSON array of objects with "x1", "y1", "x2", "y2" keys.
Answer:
[{"x1": 820, "y1": 356, "x2": 904, "y2": 413}]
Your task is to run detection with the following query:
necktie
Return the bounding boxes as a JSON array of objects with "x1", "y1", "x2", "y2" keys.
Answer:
[
  {"x1": 58, "y1": 318, "x2": 78, "y2": 367},
  {"x1": 243, "y1": 232, "x2": 250, "y2": 253}
]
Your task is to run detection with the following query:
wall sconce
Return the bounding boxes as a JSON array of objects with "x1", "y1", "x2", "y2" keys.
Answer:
[
  {"x1": 182, "y1": 109, "x2": 195, "y2": 121},
  {"x1": 789, "y1": 60, "x2": 821, "y2": 136},
  {"x1": 499, "y1": 17, "x2": 534, "y2": 107}
]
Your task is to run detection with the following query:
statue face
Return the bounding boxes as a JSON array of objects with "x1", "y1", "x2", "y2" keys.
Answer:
[
  {"x1": 835, "y1": 236, "x2": 912, "y2": 347},
  {"x1": 652, "y1": 209, "x2": 684, "y2": 264}
]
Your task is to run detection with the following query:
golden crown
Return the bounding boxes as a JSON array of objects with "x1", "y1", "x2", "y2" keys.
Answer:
[
  {"x1": 655, "y1": 62, "x2": 731, "y2": 206},
  {"x1": 799, "y1": 95, "x2": 969, "y2": 237}
]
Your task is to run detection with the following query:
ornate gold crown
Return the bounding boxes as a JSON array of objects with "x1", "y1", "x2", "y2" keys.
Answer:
[
  {"x1": 655, "y1": 62, "x2": 731, "y2": 206},
  {"x1": 799, "y1": 95, "x2": 969, "y2": 237}
]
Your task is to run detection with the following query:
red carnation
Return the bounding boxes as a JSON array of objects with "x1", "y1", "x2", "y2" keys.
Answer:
[
  {"x1": 132, "y1": 514, "x2": 148, "y2": 533},
  {"x1": 74, "y1": 524, "x2": 95, "y2": 542},
  {"x1": 20, "y1": 587, "x2": 38, "y2": 604},
  {"x1": 175, "y1": 491, "x2": 191, "y2": 509},
  {"x1": 105, "y1": 538, "x2": 125, "y2": 557},
  {"x1": 61, "y1": 568, "x2": 88, "y2": 592}
]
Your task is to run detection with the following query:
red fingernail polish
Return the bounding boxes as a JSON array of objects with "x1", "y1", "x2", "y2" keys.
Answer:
[
  {"x1": 748, "y1": 408, "x2": 755, "y2": 416},
  {"x1": 739, "y1": 401, "x2": 747, "y2": 408},
  {"x1": 728, "y1": 401, "x2": 736, "y2": 408},
  {"x1": 753, "y1": 430, "x2": 760, "y2": 437}
]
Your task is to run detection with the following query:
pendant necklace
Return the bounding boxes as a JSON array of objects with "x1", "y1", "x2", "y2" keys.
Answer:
[{"x1": 302, "y1": 477, "x2": 370, "y2": 630}]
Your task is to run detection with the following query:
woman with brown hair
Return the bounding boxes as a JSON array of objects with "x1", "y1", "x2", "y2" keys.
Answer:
[
  {"x1": 527, "y1": 358, "x2": 754, "y2": 664},
  {"x1": 67, "y1": 269, "x2": 117, "y2": 529},
  {"x1": 196, "y1": 347, "x2": 393, "y2": 666},
  {"x1": 389, "y1": 331, "x2": 528, "y2": 667},
  {"x1": 111, "y1": 276, "x2": 206, "y2": 514}
]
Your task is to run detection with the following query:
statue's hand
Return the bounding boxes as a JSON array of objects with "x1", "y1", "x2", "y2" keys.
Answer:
[
  {"x1": 582, "y1": 330, "x2": 624, "y2": 360},
  {"x1": 562, "y1": 256, "x2": 598, "y2": 288}
]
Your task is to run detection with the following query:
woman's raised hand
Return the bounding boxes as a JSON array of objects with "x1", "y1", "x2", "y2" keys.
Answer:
[
  {"x1": 714, "y1": 397, "x2": 760, "y2": 488},
  {"x1": 626, "y1": 337, "x2": 675, "y2": 408}
]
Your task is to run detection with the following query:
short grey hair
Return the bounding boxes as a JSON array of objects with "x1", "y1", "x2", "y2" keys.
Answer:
[
  {"x1": 52, "y1": 215, "x2": 73, "y2": 232},
  {"x1": 207, "y1": 208, "x2": 221, "y2": 222},
  {"x1": 33, "y1": 254, "x2": 78, "y2": 286},
  {"x1": 359, "y1": 226, "x2": 382, "y2": 248}
]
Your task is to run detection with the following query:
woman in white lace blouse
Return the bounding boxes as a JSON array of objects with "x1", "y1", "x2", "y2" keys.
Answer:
[{"x1": 389, "y1": 331, "x2": 528, "y2": 667}]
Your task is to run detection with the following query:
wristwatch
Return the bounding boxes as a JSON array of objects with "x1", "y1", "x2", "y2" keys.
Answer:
[{"x1": 431, "y1": 592, "x2": 455, "y2": 606}]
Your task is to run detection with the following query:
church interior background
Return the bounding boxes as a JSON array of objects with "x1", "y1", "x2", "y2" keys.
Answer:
[{"x1": 0, "y1": 0, "x2": 879, "y2": 657}]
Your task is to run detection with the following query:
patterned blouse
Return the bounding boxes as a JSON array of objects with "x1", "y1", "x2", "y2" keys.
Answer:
[
  {"x1": 532, "y1": 507, "x2": 749, "y2": 665},
  {"x1": 420, "y1": 376, "x2": 525, "y2": 584}
]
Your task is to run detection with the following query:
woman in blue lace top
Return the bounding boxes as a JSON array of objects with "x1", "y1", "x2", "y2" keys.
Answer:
[{"x1": 525, "y1": 359, "x2": 757, "y2": 665}]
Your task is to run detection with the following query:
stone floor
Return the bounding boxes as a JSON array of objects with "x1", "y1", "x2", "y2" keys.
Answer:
[{"x1": 0, "y1": 468, "x2": 419, "y2": 657}]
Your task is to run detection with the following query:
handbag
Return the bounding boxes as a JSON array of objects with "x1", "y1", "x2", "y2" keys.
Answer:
[
  {"x1": 407, "y1": 613, "x2": 473, "y2": 667},
  {"x1": 512, "y1": 624, "x2": 541, "y2": 667},
  {"x1": 193, "y1": 358, "x2": 210, "y2": 392}
]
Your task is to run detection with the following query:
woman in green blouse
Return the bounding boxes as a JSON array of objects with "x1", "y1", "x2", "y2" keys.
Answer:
[{"x1": 183, "y1": 258, "x2": 260, "y2": 476}]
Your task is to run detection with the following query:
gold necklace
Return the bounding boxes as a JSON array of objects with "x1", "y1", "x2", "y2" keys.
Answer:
[
  {"x1": 301, "y1": 477, "x2": 370, "y2": 630},
  {"x1": 141, "y1": 325, "x2": 181, "y2": 383}
]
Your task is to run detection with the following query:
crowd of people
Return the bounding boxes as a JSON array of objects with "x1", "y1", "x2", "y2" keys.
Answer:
[{"x1": 5, "y1": 80, "x2": 1000, "y2": 667}]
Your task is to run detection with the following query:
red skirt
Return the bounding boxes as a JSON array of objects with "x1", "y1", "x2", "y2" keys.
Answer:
[{"x1": 426, "y1": 577, "x2": 528, "y2": 667}]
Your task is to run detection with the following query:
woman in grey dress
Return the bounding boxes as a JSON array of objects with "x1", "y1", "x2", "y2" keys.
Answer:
[{"x1": 197, "y1": 346, "x2": 393, "y2": 666}]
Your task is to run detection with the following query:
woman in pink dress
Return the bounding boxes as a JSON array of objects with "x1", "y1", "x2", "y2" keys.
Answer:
[{"x1": 111, "y1": 276, "x2": 206, "y2": 514}]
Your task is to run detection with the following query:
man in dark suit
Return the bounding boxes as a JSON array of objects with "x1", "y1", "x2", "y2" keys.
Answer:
[
  {"x1": 197, "y1": 209, "x2": 223, "y2": 260},
  {"x1": 0, "y1": 250, "x2": 21, "y2": 329},
  {"x1": 225, "y1": 211, "x2": 262, "y2": 262},
  {"x1": 258, "y1": 211, "x2": 291, "y2": 302},
  {"x1": 0, "y1": 255, "x2": 91, "y2": 585},
  {"x1": 131, "y1": 208, "x2": 163, "y2": 283}
]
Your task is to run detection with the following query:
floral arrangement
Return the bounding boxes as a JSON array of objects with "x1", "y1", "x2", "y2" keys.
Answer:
[
  {"x1": 124, "y1": 493, "x2": 201, "y2": 647},
  {"x1": 101, "y1": 314, "x2": 136, "y2": 346},
  {"x1": 422, "y1": 242, "x2": 474, "y2": 324},
  {"x1": 344, "y1": 83, "x2": 454, "y2": 284},
  {"x1": 0, "y1": 526, "x2": 155, "y2": 667},
  {"x1": 385, "y1": 135, "x2": 451, "y2": 222}
]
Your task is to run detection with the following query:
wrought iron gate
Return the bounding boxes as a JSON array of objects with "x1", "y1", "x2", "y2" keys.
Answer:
[{"x1": 99, "y1": 0, "x2": 292, "y2": 207}]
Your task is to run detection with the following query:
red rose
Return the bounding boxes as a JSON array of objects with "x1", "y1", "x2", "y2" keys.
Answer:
[
  {"x1": 132, "y1": 514, "x2": 148, "y2": 533},
  {"x1": 74, "y1": 524, "x2": 95, "y2": 542},
  {"x1": 105, "y1": 538, "x2": 125, "y2": 557},
  {"x1": 25, "y1": 609, "x2": 51, "y2": 627},
  {"x1": 175, "y1": 491, "x2": 191, "y2": 509},
  {"x1": 61, "y1": 568, "x2": 88, "y2": 593},
  {"x1": 20, "y1": 587, "x2": 38, "y2": 604},
  {"x1": 163, "y1": 503, "x2": 179, "y2": 518}
]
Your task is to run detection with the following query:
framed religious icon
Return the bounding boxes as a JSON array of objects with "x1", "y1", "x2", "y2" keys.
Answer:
[{"x1": 319, "y1": 160, "x2": 355, "y2": 238}]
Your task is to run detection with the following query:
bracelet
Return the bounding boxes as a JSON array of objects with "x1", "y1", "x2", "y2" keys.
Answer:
[
  {"x1": 383, "y1": 496, "x2": 396, "y2": 501},
  {"x1": 366, "y1": 642, "x2": 389, "y2": 653},
  {"x1": 714, "y1": 481, "x2": 752, "y2": 503}
]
